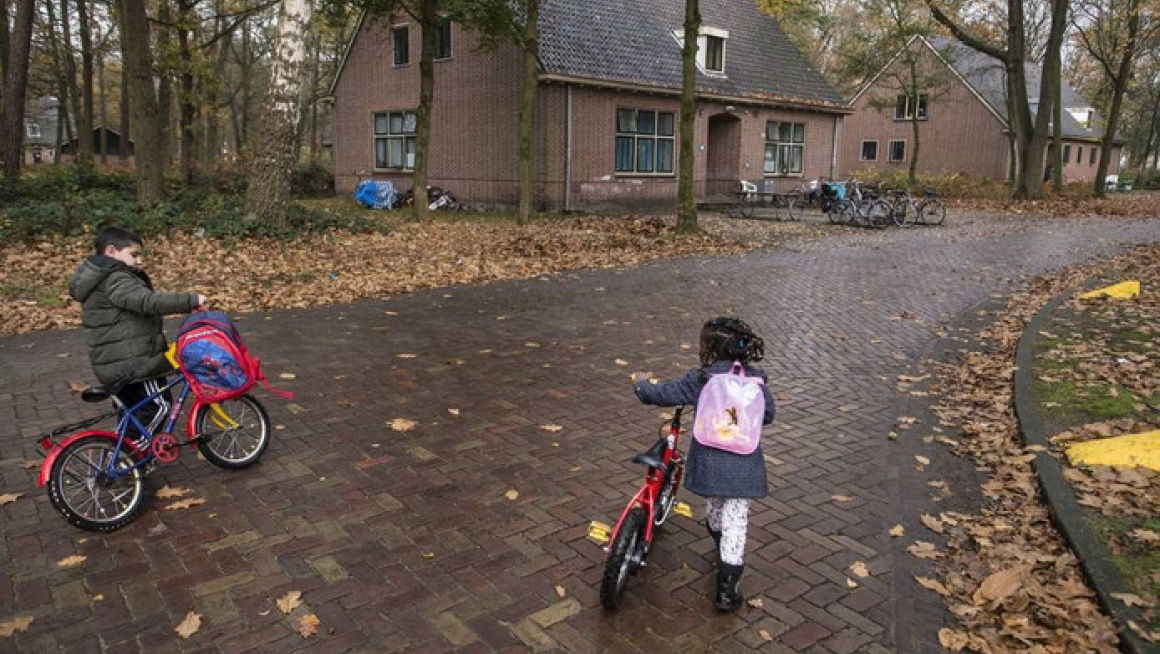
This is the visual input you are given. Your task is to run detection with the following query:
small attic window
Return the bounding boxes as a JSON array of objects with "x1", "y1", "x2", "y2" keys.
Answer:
[{"x1": 675, "y1": 27, "x2": 728, "y2": 76}]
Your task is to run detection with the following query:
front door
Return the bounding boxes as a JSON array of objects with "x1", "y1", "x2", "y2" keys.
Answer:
[{"x1": 706, "y1": 113, "x2": 742, "y2": 199}]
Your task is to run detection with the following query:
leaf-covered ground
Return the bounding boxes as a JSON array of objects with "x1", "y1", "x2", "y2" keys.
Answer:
[
  {"x1": 0, "y1": 213, "x2": 822, "y2": 338},
  {"x1": 926, "y1": 243, "x2": 1159, "y2": 653}
]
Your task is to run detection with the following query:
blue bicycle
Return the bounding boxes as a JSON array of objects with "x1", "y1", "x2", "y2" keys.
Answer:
[{"x1": 36, "y1": 347, "x2": 272, "y2": 531}]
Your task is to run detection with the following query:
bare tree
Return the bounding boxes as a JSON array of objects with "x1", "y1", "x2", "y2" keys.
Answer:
[
  {"x1": 675, "y1": 0, "x2": 699, "y2": 233},
  {"x1": 118, "y1": 0, "x2": 166, "y2": 200},
  {"x1": 243, "y1": 0, "x2": 312, "y2": 226},
  {"x1": 0, "y1": 0, "x2": 36, "y2": 178}
]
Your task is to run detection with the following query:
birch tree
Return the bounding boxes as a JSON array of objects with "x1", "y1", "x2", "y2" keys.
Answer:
[{"x1": 243, "y1": 0, "x2": 312, "y2": 227}]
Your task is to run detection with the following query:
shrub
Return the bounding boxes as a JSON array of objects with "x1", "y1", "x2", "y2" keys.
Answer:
[{"x1": 291, "y1": 163, "x2": 335, "y2": 198}]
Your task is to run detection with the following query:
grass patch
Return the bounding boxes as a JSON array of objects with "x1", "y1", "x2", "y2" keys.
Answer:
[
  {"x1": 1096, "y1": 516, "x2": 1160, "y2": 631},
  {"x1": 1033, "y1": 378, "x2": 1141, "y2": 422}
]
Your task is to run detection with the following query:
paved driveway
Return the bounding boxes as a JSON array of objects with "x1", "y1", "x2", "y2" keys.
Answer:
[{"x1": 2, "y1": 215, "x2": 1159, "y2": 654}]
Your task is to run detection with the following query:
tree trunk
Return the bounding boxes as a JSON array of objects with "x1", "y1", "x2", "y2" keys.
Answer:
[
  {"x1": 44, "y1": 0, "x2": 76, "y2": 154},
  {"x1": 60, "y1": 0, "x2": 90, "y2": 162},
  {"x1": 157, "y1": 0, "x2": 174, "y2": 172},
  {"x1": 0, "y1": 0, "x2": 10, "y2": 83},
  {"x1": 118, "y1": 0, "x2": 165, "y2": 201},
  {"x1": 120, "y1": 63, "x2": 130, "y2": 162},
  {"x1": 516, "y1": 0, "x2": 539, "y2": 225},
  {"x1": 78, "y1": 0, "x2": 95, "y2": 161},
  {"x1": 906, "y1": 64, "x2": 919, "y2": 185},
  {"x1": 307, "y1": 32, "x2": 321, "y2": 164},
  {"x1": 98, "y1": 46, "x2": 108, "y2": 163},
  {"x1": 410, "y1": 0, "x2": 437, "y2": 221},
  {"x1": 675, "y1": 0, "x2": 699, "y2": 233},
  {"x1": 178, "y1": 0, "x2": 196, "y2": 184},
  {"x1": 1092, "y1": 9, "x2": 1138, "y2": 198},
  {"x1": 0, "y1": 0, "x2": 34, "y2": 179},
  {"x1": 243, "y1": 0, "x2": 312, "y2": 227}
]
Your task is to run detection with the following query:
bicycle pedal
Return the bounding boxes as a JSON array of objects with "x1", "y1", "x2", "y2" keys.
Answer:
[
  {"x1": 673, "y1": 502, "x2": 694, "y2": 519},
  {"x1": 588, "y1": 521, "x2": 610, "y2": 545}
]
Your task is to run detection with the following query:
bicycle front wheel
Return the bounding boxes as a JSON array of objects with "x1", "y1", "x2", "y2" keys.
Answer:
[
  {"x1": 48, "y1": 436, "x2": 145, "y2": 532},
  {"x1": 868, "y1": 200, "x2": 892, "y2": 228},
  {"x1": 921, "y1": 199, "x2": 946, "y2": 225},
  {"x1": 784, "y1": 194, "x2": 803, "y2": 222},
  {"x1": 600, "y1": 506, "x2": 646, "y2": 609},
  {"x1": 194, "y1": 395, "x2": 271, "y2": 469}
]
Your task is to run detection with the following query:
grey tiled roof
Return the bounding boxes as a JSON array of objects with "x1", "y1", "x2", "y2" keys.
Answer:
[
  {"x1": 538, "y1": 0, "x2": 846, "y2": 109},
  {"x1": 929, "y1": 37, "x2": 1117, "y2": 142}
]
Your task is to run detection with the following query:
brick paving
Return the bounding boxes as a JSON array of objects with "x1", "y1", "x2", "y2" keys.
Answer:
[{"x1": 2, "y1": 214, "x2": 1159, "y2": 654}]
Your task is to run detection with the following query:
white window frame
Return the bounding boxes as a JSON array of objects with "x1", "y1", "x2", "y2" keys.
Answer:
[
  {"x1": 675, "y1": 27, "x2": 728, "y2": 76},
  {"x1": 861, "y1": 140, "x2": 879, "y2": 162},
  {"x1": 763, "y1": 121, "x2": 805, "y2": 175},
  {"x1": 888, "y1": 139, "x2": 906, "y2": 162},
  {"x1": 434, "y1": 18, "x2": 452, "y2": 60},
  {"x1": 25, "y1": 122, "x2": 41, "y2": 139},
  {"x1": 392, "y1": 25, "x2": 410, "y2": 66},
  {"x1": 894, "y1": 94, "x2": 928, "y2": 120},
  {"x1": 373, "y1": 110, "x2": 417, "y2": 170}
]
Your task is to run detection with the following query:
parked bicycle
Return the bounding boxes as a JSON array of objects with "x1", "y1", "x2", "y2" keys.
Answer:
[
  {"x1": 36, "y1": 345, "x2": 272, "y2": 532},
  {"x1": 728, "y1": 181, "x2": 803, "y2": 222},
  {"x1": 600, "y1": 406, "x2": 688, "y2": 609},
  {"x1": 914, "y1": 188, "x2": 946, "y2": 226},
  {"x1": 834, "y1": 180, "x2": 891, "y2": 228},
  {"x1": 881, "y1": 188, "x2": 946, "y2": 227}
]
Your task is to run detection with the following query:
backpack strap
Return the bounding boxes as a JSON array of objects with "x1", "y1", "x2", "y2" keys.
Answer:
[{"x1": 253, "y1": 358, "x2": 295, "y2": 400}]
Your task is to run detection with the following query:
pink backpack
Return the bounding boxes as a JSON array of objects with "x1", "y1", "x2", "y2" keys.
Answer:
[{"x1": 692, "y1": 362, "x2": 766, "y2": 455}]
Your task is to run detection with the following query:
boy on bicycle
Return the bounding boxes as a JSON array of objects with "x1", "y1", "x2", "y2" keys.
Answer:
[
  {"x1": 68, "y1": 226, "x2": 207, "y2": 449},
  {"x1": 632, "y1": 317, "x2": 775, "y2": 612}
]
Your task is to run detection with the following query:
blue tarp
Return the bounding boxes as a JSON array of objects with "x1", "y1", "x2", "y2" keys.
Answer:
[{"x1": 355, "y1": 180, "x2": 399, "y2": 210}]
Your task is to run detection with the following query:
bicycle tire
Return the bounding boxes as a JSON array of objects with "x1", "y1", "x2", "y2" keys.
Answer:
[
  {"x1": 868, "y1": 200, "x2": 892, "y2": 229},
  {"x1": 784, "y1": 194, "x2": 803, "y2": 222},
  {"x1": 889, "y1": 200, "x2": 908, "y2": 227},
  {"x1": 838, "y1": 201, "x2": 857, "y2": 225},
  {"x1": 194, "y1": 395, "x2": 271, "y2": 469},
  {"x1": 740, "y1": 196, "x2": 755, "y2": 219},
  {"x1": 600, "y1": 506, "x2": 646, "y2": 609},
  {"x1": 48, "y1": 436, "x2": 145, "y2": 532},
  {"x1": 921, "y1": 199, "x2": 946, "y2": 226}
]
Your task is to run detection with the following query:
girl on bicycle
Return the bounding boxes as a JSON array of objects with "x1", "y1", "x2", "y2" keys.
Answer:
[{"x1": 631, "y1": 317, "x2": 775, "y2": 612}]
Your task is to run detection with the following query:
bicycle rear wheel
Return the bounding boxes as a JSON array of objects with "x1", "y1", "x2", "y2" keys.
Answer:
[
  {"x1": 194, "y1": 395, "x2": 271, "y2": 469},
  {"x1": 600, "y1": 506, "x2": 646, "y2": 609},
  {"x1": 784, "y1": 194, "x2": 803, "y2": 222},
  {"x1": 48, "y1": 436, "x2": 145, "y2": 532},
  {"x1": 921, "y1": 199, "x2": 946, "y2": 225},
  {"x1": 868, "y1": 200, "x2": 892, "y2": 228}
]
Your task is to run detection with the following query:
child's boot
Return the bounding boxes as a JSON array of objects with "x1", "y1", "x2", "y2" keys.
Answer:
[{"x1": 714, "y1": 562, "x2": 744, "y2": 612}]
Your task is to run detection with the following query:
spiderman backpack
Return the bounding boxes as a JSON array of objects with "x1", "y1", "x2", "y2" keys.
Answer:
[{"x1": 174, "y1": 311, "x2": 292, "y2": 402}]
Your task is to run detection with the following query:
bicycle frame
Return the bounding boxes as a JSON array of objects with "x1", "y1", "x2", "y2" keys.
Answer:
[
  {"x1": 37, "y1": 376, "x2": 234, "y2": 487},
  {"x1": 607, "y1": 408, "x2": 686, "y2": 549}
]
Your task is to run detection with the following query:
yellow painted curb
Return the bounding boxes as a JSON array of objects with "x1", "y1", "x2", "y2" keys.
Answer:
[
  {"x1": 1066, "y1": 431, "x2": 1160, "y2": 470},
  {"x1": 1076, "y1": 280, "x2": 1140, "y2": 300}
]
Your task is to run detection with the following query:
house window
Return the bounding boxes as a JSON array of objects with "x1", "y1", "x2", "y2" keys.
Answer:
[
  {"x1": 1090, "y1": 148, "x2": 1098, "y2": 165},
  {"x1": 393, "y1": 26, "x2": 409, "y2": 66},
  {"x1": 25, "y1": 122, "x2": 41, "y2": 139},
  {"x1": 1077, "y1": 146, "x2": 1083, "y2": 164},
  {"x1": 704, "y1": 35, "x2": 724, "y2": 73},
  {"x1": 615, "y1": 109, "x2": 675, "y2": 174},
  {"x1": 764, "y1": 121, "x2": 805, "y2": 175},
  {"x1": 434, "y1": 18, "x2": 452, "y2": 60},
  {"x1": 373, "y1": 110, "x2": 417, "y2": 170},
  {"x1": 860, "y1": 140, "x2": 878, "y2": 161},
  {"x1": 1062, "y1": 144, "x2": 1071, "y2": 166},
  {"x1": 894, "y1": 94, "x2": 929, "y2": 120},
  {"x1": 888, "y1": 140, "x2": 906, "y2": 162}
]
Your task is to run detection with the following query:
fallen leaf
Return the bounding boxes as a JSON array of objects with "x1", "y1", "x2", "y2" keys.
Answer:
[
  {"x1": 746, "y1": 597, "x2": 763, "y2": 608},
  {"x1": 21, "y1": 460, "x2": 39, "y2": 470},
  {"x1": 93, "y1": 594, "x2": 104, "y2": 602},
  {"x1": 155, "y1": 486, "x2": 191, "y2": 499},
  {"x1": 908, "y1": 541, "x2": 941, "y2": 559},
  {"x1": 915, "y1": 576, "x2": 951, "y2": 596},
  {"x1": 57, "y1": 555, "x2": 87, "y2": 568},
  {"x1": 388, "y1": 418, "x2": 416, "y2": 432},
  {"x1": 175, "y1": 612, "x2": 202, "y2": 639},
  {"x1": 396, "y1": 353, "x2": 417, "y2": 359},
  {"x1": 614, "y1": 359, "x2": 629, "y2": 365},
  {"x1": 69, "y1": 381, "x2": 88, "y2": 393},
  {"x1": 920, "y1": 514, "x2": 944, "y2": 534},
  {"x1": 849, "y1": 561, "x2": 870, "y2": 578},
  {"x1": 276, "y1": 590, "x2": 303, "y2": 615},
  {"x1": 279, "y1": 373, "x2": 296, "y2": 380},
  {"x1": 555, "y1": 585, "x2": 566, "y2": 598},
  {"x1": 448, "y1": 408, "x2": 460, "y2": 416},
  {"x1": 0, "y1": 492, "x2": 23, "y2": 506},
  {"x1": 759, "y1": 629, "x2": 773, "y2": 642},
  {"x1": 832, "y1": 494, "x2": 853, "y2": 502},
  {"x1": 298, "y1": 613, "x2": 322, "y2": 638},
  {"x1": 915, "y1": 455, "x2": 931, "y2": 466},
  {"x1": 1131, "y1": 529, "x2": 1160, "y2": 546},
  {"x1": 975, "y1": 566, "x2": 1026, "y2": 604},
  {"x1": 938, "y1": 628, "x2": 969, "y2": 651},
  {"x1": 889, "y1": 524, "x2": 905, "y2": 537},
  {"x1": 164, "y1": 498, "x2": 207, "y2": 511},
  {"x1": 505, "y1": 489, "x2": 519, "y2": 501},
  {"x1": 846, "y1": 578, "x2": 859, "y2": 588},
  {"x1": 1112, "y1": 592, "x2": 1153, "y2": 607},
  {"x1": 0, "y1": 616, "x2": 34, "y2": 637},
  {"x1": 540, "y1": 424, "x2": 563, "y2": 432}
]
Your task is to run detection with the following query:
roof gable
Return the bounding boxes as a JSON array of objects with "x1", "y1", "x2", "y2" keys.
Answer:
[{"x1": 537, "y1": 0, "x2": 845, "y2": 109}]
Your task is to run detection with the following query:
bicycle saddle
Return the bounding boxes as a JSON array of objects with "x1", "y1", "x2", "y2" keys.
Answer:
[{"x1": 632, "y1": 437, "x2": 669, "y2": 471}]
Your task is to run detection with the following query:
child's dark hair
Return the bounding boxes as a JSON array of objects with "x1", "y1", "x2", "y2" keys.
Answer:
[
  {"x1": 700, "y1": 317, "x2": 764, "y2": 366},
  {"x1": 95, "y1": 226, "x2": 142, "y2": 255}
]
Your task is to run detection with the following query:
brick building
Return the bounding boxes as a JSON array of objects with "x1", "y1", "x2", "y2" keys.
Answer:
[
  {"x1": 841, "y1": 36, "x2": 1122, "y2": 184},
  {"x1": 329, "y1": 0, "x2": 847, "y2": 211}
]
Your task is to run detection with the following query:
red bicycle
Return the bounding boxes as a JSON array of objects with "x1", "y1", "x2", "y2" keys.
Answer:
[{"x1": 599, "y1": 405, "x2": 688, "y2": 609}]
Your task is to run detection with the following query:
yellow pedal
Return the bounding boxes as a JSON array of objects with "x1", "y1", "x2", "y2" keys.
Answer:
[
  {"x1": 673, "y1": 502, "x2": 694, "y2": 519},
  {"x1": 588, "y1": 521, "x2": 610, "y2": 544}
]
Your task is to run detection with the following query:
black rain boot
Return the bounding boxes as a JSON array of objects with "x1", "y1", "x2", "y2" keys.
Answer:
[
  {"x1": 714, "y1": 562, "x2": 744, "y2": 612},
  {"x1": 705, "y1": 520, "x2": 722, "y2": 551}
]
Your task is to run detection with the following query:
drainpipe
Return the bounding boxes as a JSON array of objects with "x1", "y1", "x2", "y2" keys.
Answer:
[
  {"x1": 830, "y1": 114, "x2": 841, "y2": 179},
  {"x1": 565, "y1": 84, "x2": 573, "y2": 211}
]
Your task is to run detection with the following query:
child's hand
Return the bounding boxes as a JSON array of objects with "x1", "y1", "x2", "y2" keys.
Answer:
[
  {"x1": 630, "y1": 371, "x2": 654, "y2": 383},
  {"x1": 196, "y1": 294, "x2": 208, "y2": 308}
]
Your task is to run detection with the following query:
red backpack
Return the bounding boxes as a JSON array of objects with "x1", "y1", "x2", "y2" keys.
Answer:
[{"x1": 175, "y1": 311, "x2": 293, "y2": 402}]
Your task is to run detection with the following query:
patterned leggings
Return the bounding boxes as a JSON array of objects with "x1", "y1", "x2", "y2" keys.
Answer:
[{"x1": 705, "y1": 497, "x2": 750, "y2": 566}]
